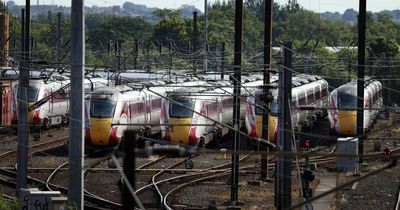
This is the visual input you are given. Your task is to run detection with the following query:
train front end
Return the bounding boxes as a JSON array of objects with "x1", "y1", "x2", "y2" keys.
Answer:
[
  {"x1": 85, "y1": 88, "x2": 120, "y2": 147},
  {"x1": 328, "y1": 86, "x2": 357, "y2": 136},
  {"x1": 245, "y1": 91, "x2": 277, "y2": 142},
  {"x1": 11, "y1": 82, "x2": 44, "y2": 126},
  {"x1": 161, "y1": 92, "x2": 205, "y2": 146}
]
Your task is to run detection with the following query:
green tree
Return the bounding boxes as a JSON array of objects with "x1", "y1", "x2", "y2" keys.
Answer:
[
  {"x1": 369, "y1": 36, "x2": 399, "y2": 58},
  {"x1": 152, "y1": 9, "x2": 188, "y2": 48}
]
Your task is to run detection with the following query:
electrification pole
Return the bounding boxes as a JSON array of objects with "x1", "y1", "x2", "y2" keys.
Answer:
[
  {"x1": 193, "y1": 11, "x2": 198, "y2": 74},
  {"x1": 260, "y1": 0, "x2": 273, "y2": 180},
  {"x1": 17, "y1": 5, "x2": 29, "y2": 202},
  {"x1": 220, "y1": 42, "x2": 225, "y2": 80},
  {"x1": 229, "y1": 0, "x2": 242, "y2": 206},
  {"x1": 357, "y1": 0, "x2": 366, "y2": 164},
  {"x1": 68, "y1": 0, "x2": 85, "y2": 208},
  {"x1": 56, "y1": 12, "x2": 61, "y2": 64},
  {"x1": 203, "y1": 0, "x2": 208, "y2": 72},
  {"x1": 275, "y1": 42, "x2": 292, "y2": 210}
]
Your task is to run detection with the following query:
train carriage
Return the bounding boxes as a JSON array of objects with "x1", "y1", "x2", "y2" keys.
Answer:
[
  {"x1": 245, "y1": 74, "x2": 329, "y2": 143},
  {"x1": 85, "y1": 79, "x2": 209, "y2": 147},
  {"x1": 328, "y1": 79, "x2": 382, "y2": 136},
  {"x1": 160, "y1": 78, "x2": 264, "y2": 147},
  {"x1": 11, "y1": 76, "x2": 108, "y2": 127}
]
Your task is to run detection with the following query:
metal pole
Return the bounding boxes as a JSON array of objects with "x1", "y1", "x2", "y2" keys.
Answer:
[
  {"x1": 123, "y1": 130, "x2": 136, "y2": 209},
  {"x1": 229, "y1": 0, "x2": 242, "y2": 205},
  {"x1": 357, "y1": 0, "x2": 366, "y2": 164},
  {"x1": 25, "y1": 0, "x2": 30, "y2": 61},
  {"x1": 56, "y1": 12, "x2": 61, "y2": 64},
  {"x1": 193, "y1": 11, "x2": 198, "y2": 74},
  {"x1": 221, "y1": 42, "x2": 225, "y2": 80},
  {"x1": 17, "y1": 7, "x2": 29, "y2": 201},
  {"x1": 0, "y1": 6, "x2": 3, "y2": 66},
  {"x1": 275, "y1": 42, "x2": 292, "y2": 210},
  {"x1": 133, "y1": 39, "x2": 138, "y2": 69},
  {"x1": 68, "y1": 0, "x2": 84, "y2": 208},
  {"x1": 260, "y1": 0, "x2": 273, "y2": 180},
  {"x1": 146, "y1": 45, "x2": 150, "y2": 70},
  {"x1": 203, "y1": 0, "x2": 208, "y2": 72},
  {"x1": 169, "y1": 40, "x2": 172, "y2": 72}
]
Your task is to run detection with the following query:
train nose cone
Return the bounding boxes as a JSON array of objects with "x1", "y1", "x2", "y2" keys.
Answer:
[
  {"x1": 169, "y1": 118, "x2": 192, "y2": 145},
  {"x1": 28, "y1": 102, "x2": 35, "y2": 124},
  {"x1": 90, "y1": 118, "x2": 112, "y2": 146},
  {"x1": 255, "y1": 115, "x2": 263, "y2": 138},
  {"x1": 338, "y1": 111, "x2": 356, "y2": 135},
  {"x1": 268, "y1": 116, "x2": 278, "y2": 141}
]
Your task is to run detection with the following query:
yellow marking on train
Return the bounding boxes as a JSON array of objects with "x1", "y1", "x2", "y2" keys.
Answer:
[
  {"x1": 90, "y1": 118, "x2": 112, "y2": 146},
  {"x1": 255, "y1": 115, "x2": 276, "y2": 140},
  {"x1": 255, "y1": 115, "x2": 263, "y2": 139},
  {"x1": 269, "y1": 116, "x2": 277, "y2": 141},
  {"x1": 169, "y1": 118, "x2": 192, "y2": 145},
  {"x1": 338, "y1": 111, "x2": 356, "y2": 135},
  {"x1": 28, "y1": 102, "x2": 35, "y2": 124}
]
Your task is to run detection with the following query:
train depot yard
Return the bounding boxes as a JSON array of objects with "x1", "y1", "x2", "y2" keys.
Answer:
[{"x1": 0, "y1": 0, "x2": 400, "y2": 209}]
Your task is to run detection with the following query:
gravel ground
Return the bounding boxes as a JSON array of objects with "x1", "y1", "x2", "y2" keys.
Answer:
[{"x1": 335, "y1": 160, "x2": 400, "y2": 210}]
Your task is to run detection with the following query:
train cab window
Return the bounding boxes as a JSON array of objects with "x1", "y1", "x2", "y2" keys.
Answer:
[
  {"x1": 90, "y1": 100, "x2": 115, "y2": 118},
  {"x1": 337, "y1": 92, "x2": 357, "y2": 108},
  {"x1": 27, "y1": 86, "x2": 39, "y2": 102},
  {"x1": 255, "y1": 94, "x2": 266, "y2": 115},
  {"x1": 169, "y1": 97, "x2": 194, "y2": 118},
  {"x1": 270, "y1": 100, "x2": 278, "y2": 115}
]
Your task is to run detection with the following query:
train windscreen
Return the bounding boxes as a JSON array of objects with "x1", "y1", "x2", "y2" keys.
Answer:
[
  {"x1": 90, "y1": 100, "x2": 115, "y2": 118},
  {"x1": 337, "y1": 92, "x2": 357, "y2": 108},
  {"x1": 27, "y1": 87, "x2": 39, "y2": 102},
  {"x1": 270, "y1": 101, "x2": 278, "y2": 115},
  {"x1": 255, "y1": 94, "x2": 277, "y2": 115},
  {"x1": 169, "y1": 98, "x2": 194, "y2": 118}
]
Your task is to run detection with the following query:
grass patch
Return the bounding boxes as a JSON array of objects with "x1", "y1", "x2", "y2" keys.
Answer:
[{"x1": 0, "y1": 195, "x2": 17, "y2": 210}]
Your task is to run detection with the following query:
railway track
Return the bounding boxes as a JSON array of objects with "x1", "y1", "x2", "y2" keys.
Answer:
[
  {"x1": 0, "y1": 136, "x2": 68, "y2": 165},
  {"x1": 135, "y1": 154, "x2": 251, "y2": 209},
  {"x1": 396, "y1": 182, "x2": 400, "y2": 210}
]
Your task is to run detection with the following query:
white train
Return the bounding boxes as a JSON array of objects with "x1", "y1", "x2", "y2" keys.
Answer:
[
  {"x1": 328, "y1": 79, "x2": 382, "y2": 136},
  {"x1": 245, "y1": 74, "x2": 329, "y2": 143},
  {"x1": 84, "y1": 78, "x2": 210, "y2": 147},
  {"x1": 160, "y1": 76, "x2": 264, "y2": 146},
  {"x1": 11, "y1": 76, "x2": 108, "y2": 127}
]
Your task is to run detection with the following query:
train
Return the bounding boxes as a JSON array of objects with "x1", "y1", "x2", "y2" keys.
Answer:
[
  {"x1": 245, "y1": 74, "x2": 329, "y2": 143},
  {"x1": 327, "y1": 79, "x2": 382, "y2": 136},
  {"x1": 84, "y1": 78, "x2": 212, "y2": 147},
  {"x1": 160, "y1": 76, "x2": 264, "y2": 147},
  {"x1": 11, "y1": 76, "x2": 108, "y2": 127}
]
